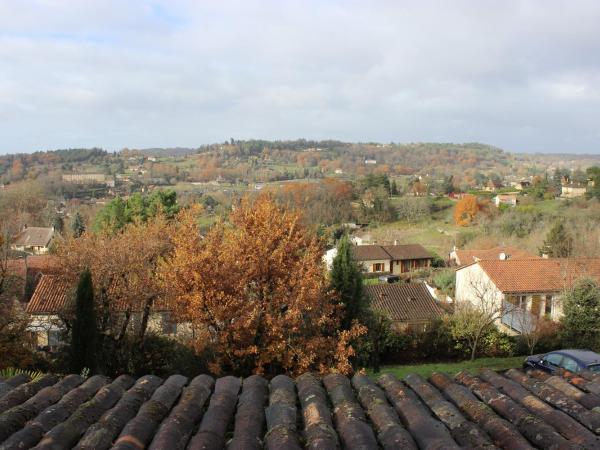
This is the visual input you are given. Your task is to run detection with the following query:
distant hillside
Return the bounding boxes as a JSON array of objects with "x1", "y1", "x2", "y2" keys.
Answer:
[
  {"x1": 135, "y1": 147, "x2": 199, "y2": 157},
  {"x1": 2, "y1": 140, "x2": 599, "y2": 186}
]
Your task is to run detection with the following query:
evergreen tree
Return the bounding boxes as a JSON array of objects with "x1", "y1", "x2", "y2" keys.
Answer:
[
  {"x1": 587, "y1": 167, "x2": 600, "y2": 199},
  {"x1": 71, "y1": 212, "x2": 86, "y2": 238},
  {"x1": 51, "y1": 214, "x2": 64, "y2": 234},
  {"x1": 390, "y1": 180, "x2": 399, "y2": 196},
  {"x1": 560, "y1": 278, "x2": 600, "y2": 349},
  {"x1": 442, "y1": 175, "x2": 455, "y2": 195},
  {"x1": 539, "y1": 221, "x2": 573, "y2": 257},
  {"x1": 330, "y1": 235, "x2": 369, "y2": 329},
  {"x1": 69, "y1": 269, "x2": 98, "y2": 373}
]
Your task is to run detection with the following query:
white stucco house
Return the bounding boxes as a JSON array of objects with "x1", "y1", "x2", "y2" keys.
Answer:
[
  {"x1": 455, "y1": 258, "x2": 600, "y2": 334},
  {"x1": 493, "y1": 194, "x2": 518, "y2": 207}
]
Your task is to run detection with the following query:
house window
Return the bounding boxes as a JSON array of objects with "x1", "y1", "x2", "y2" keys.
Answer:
[
  {"x1": 48, "y1": 330, "x2": 63, "y2": 347},
  {"x1": 507, "y1": 295, "x2": 526, "y2": 308},
  {"x1": 373, "y1": 263, "x2": 384, "y2": 272},
  {"x1": 545, "y1": 295, "x2": 553, "y2": 316},
  {"x1": 531, "y1": 295, "x2": 542, "y2": 316}
]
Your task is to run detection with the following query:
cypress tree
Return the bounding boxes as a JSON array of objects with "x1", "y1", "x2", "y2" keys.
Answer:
[
  {"x1": 52, "y1": 214, "x2": 64, "y2": 234},
  {"x1": 71, "y1": 212, "x2": 86, "y2": 238},
  {"x1": 70, "y1": 269, "x2": 98, "y2": 373},
  {"x1": 330, "y1": 235, "x2": 369, "y2": 330}
]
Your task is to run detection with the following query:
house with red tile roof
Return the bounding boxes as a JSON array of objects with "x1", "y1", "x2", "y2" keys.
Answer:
[
  {"x1": 25, "y1": 274, "x2": 181, "y2": 350},
  {"x1": 25, "y1": 275, "x2": 71, "y2": 349},
  {"x1": 450, "y1": 245, "x2": 539, "y2": 266},
  {"x1": 456, "y1": 258, "x2": 600, "y2": 334}
]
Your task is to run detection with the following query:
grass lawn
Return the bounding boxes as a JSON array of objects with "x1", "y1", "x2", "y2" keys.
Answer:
[{"x1": 371, "y1": 356, "x2": 524, "y2": 380}]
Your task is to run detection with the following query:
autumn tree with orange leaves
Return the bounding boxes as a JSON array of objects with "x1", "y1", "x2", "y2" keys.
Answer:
[
  {"x1": 454, "y1": 194, "x2": 479, "y2": 226},
  {"x1": 160, "y1": 195, "x2": 366, "y2": 376}
]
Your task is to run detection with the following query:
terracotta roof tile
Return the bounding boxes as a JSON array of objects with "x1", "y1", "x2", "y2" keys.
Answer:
[
  {"x1": 25, "y1": 275, "x2": 69, "y2": 314},
  {"x1": 2, "y1": 368, "x2": 600, "y2": 448},
  {"x1": 25, "y1": 273, "x2": 170, "y2": 314},
  {"x1": 365, "y1": 283, "x2": 446, "y2": 322},
  {"x1": 476, "y1": 258, "x2": 600, "y2": 293},
  {"x1": 454, "y1": 246, "x2": 539, "y2": 265}
]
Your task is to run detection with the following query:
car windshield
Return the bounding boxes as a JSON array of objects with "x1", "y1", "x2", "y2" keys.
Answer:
[{"x1": 587, "y1": 364, "x2": 600, "y2": 373}]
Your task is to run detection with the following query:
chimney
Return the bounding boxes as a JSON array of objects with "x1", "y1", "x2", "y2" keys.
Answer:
[
  {"x1": 499, "y1": 252, "x2": 506, "y2": 260},
  {"x1": 394, "y1": 240, "x2": 398, "y2": 246}
]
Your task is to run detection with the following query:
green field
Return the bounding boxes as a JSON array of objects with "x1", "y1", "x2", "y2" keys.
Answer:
[{"x1": 371, "y1": 356, "x2": 524, "y2": 380}]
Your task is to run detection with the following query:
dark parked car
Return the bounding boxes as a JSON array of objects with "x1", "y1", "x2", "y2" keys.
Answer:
[
  {"x1": 523, "y1": 349, "x2": 600, "y2": 374},
  {"x1": 378, "y1": 274, "x2": 400, "y2": 283}
]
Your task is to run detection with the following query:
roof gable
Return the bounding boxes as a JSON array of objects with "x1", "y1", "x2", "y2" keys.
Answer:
[
  {"x1": 351, "y1": 245, "x2": 390, "y2": 261},
  {"x1": 381, "y1": 244, "x2": 432, "y2": 261},
  {"x1": 26, "y1": 275, "x2": 69, "y2": 314}
]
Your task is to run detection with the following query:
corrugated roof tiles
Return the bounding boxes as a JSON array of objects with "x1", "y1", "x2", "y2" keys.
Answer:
[{"x1": 2, "y1": 367, "x2": 600, "y2": 448}]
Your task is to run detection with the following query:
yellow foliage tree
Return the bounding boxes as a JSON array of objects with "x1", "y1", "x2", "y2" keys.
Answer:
[
  {"x1": 160, "y1": 195, "x2": 366, "y2": 376},
  {"x1": 454, "y1": 195, "x2": 479, "y2": 226}
]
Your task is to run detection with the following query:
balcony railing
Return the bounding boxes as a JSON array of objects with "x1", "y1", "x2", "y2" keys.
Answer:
[{"x1": 501, "y1": 300, "x2": 535, "y2": 334}]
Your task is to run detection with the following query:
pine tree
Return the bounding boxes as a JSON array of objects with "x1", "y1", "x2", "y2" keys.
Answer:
[
  {"x1": 71, "y1": 212, "x2": 85, "y2": 238},
  {"x1": 330, "y1": 235, "x2": 369, "y2": 330},
  {"x1": 539, "y1": 221, "x2": 573, "y2": 257},
  {"x1": 390, "y1": 180, "x2": 399, "y2": 196},
  {"x1": 69, "y1": 269, "x2": 97, "y2": 373}
]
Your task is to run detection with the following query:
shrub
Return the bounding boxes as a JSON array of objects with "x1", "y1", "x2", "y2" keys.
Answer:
[
  {"x1": 53, "y1": 334, "x2": 209, "y2": 378},
  {"x1": 433, "y1": 269, "x2": 455, "y2": 296},
  {"x1": 430, "y1": 252, "x2": 446, "y2": 268},
  {"x1": 0, "y1": 367, "x2": 45, "y2": 381},
  {"x1": 479, "y1": 327, "x2": 517, "y2": 357},
  {"x1": 560, "y1": 278, "x2": 600, "y2": 350},
  {"x1": 456, "y1": 230, "x2": 478, "y2": 248}
]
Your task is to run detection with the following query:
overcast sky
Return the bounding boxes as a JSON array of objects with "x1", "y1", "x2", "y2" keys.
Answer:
[{"x1": 1, "y1": 0, "x2": 599, "y2": 154}]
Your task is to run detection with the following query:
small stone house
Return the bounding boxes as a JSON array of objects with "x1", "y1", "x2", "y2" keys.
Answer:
[
  {"x1": 561, "y1": 184, "x2": 587, "y2": 198},
  {"x1": 11, "y1": 226, "x2": 55, "y2": 255},
  {"x1": 25, "y1": 274, "x2": 181, "y2": 350}
]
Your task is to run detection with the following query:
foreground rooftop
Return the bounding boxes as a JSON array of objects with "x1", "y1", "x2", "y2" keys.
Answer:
[{"x1": 1, "y1": 367, "x2": 600, "y2": 449}]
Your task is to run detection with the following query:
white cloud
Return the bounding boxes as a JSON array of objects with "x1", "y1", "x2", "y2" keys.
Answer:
[{"x1": 0, "y1": 0, "x2": 599, "y2": 153}]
